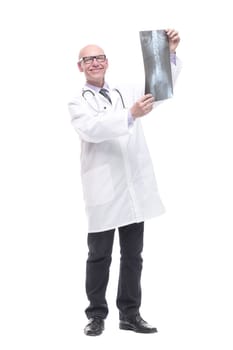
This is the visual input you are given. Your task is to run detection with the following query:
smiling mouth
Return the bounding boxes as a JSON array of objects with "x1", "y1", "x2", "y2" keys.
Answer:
[{"x1": 90, "y1": 68, "x2": 103, "y2": 72}]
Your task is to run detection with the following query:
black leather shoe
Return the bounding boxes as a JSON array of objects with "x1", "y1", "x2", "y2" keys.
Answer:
[
  {"x1": 84, "y1": 317, "x2": 104, "y2": 336},
  {"x1": 119, "y1": 314, "x2": 157, "y2": 333}
]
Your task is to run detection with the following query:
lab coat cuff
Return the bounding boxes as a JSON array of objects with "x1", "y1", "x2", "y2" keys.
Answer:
[{"x1": 128, "y1": 111, "x2": 135, "y2": 127}]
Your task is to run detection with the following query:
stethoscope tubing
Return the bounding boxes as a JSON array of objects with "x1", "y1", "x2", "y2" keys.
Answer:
[{"x1": 82, "y1": 88, "x2": 125, "y2": 112}]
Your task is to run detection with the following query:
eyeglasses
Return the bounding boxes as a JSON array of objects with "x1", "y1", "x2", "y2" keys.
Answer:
[{"x1": 79, "y1": 54, "x2": 107, "y2": 65}]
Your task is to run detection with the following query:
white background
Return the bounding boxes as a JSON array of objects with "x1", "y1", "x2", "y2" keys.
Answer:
[{"x1": 1, "y1": 1, "x2": 233, "y2": 349}]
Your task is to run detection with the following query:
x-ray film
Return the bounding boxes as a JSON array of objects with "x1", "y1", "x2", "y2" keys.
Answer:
[{"x1": 139, "y1": 30, "x2": 173, "y2": 101}]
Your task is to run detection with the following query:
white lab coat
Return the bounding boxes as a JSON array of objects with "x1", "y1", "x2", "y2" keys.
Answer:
[{"x1": 68, "y1": 58, "x2": 182, "y2": 232}]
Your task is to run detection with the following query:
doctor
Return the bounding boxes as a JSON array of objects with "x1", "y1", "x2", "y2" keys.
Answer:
[{"x1": 68, "y1": 29, "x2": 181, "y2": 336}]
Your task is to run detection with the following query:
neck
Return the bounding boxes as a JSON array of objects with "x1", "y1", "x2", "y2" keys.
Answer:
[{"x1": 86, "y1": 79, "x2": 104, "y2": 88}]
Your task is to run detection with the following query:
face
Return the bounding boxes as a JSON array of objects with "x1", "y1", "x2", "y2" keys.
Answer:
[{"x1": 78, "y1": 45, "x2": 108, "y2": 87}]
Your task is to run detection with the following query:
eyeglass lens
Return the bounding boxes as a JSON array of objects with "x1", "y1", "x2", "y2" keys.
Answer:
[{"x1": 82, "y1": 55, "x2": 106, "y2": 64}]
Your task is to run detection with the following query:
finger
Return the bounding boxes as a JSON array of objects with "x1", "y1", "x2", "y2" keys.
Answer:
[
  {"x1": 142, "y1": 93, "x2": 153, "y2": 99},
  {"x1": 143, "y1": 99, "x2": 154, "y2": 108},
  {"x1": 169, "y1": 31, "x2": 179, "y2": 40},
  {"x1": 165, "y1": 28, "x2": 175, "y2": 35},
  {"x1": 140, "y1": 94, "x2": 154, "y2": 103},
  {"x1": 165, "y1": 29, "x2": 178, "y2": 38}
]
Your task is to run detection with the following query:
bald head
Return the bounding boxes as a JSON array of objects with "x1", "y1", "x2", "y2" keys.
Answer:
[{"x1": 79, "y1": 44, "x2": 105, "y2": 61}]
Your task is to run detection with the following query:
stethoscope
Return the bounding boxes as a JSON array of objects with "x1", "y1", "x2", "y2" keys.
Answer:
[{"x1": 82, "y1": 88, "x2": 125, "y2": 112}]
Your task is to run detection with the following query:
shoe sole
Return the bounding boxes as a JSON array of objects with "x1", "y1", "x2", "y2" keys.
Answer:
[
  {"x1": 84, "y1": 329, "x2": 104, "y2": 336},
  {"x1": 119, "y1": 323, "x2": 157, "y2": 334}
]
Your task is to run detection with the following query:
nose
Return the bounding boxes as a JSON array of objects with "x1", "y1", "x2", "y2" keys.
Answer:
[{"x1": 92, "y1": 57, "x2": 99, "y2": 65}]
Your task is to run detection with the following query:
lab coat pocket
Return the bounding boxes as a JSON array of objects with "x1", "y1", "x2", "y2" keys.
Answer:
[{"x1": 82, "y1": 164, "x2": 114, "y2": 206}]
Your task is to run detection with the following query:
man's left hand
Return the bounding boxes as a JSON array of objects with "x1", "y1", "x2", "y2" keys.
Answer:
[{"x1": 165, "y1": 29, "x2": 180, "y2": 53}]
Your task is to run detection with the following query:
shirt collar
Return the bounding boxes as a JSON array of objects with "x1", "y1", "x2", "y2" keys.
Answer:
[{"x1": 85, "y1": 82, "x2": 110, "y2": 93}]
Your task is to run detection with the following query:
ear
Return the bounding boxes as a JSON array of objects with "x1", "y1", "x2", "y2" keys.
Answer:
[{"x1": 77, "y1": 62, "x2": 84, "y2": 72}]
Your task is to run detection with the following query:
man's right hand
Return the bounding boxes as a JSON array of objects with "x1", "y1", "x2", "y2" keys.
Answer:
[{"x1": 130, "y1": 94, "x2": 155, "y2": 119}]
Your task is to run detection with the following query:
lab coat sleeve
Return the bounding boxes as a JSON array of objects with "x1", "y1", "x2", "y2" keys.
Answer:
[
  {"x1": 171, "y1": 56, "x2": 182, "y2": 85},
  {"x1": 68, "y1": 98, "x2": 131, "y2": 143}
]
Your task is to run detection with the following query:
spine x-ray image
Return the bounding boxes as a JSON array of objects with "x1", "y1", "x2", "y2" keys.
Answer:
[{"x1": 139, "y1": 30, "x2": 173, "y2": 101}]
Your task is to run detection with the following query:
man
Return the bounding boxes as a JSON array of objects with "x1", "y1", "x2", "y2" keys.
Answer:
[{"x1": 68, "y1": 29, "x2": 181, "y2": 336}]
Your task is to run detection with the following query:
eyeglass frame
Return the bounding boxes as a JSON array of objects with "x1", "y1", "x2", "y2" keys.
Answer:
[{"x1": 78, "y1": 54, "x2": 107, "y2": 65}]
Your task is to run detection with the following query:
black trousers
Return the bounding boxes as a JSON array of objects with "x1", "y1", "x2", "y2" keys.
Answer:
[{"x1": 85, "y1": 222, "x2": 144, "y2": 319}]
